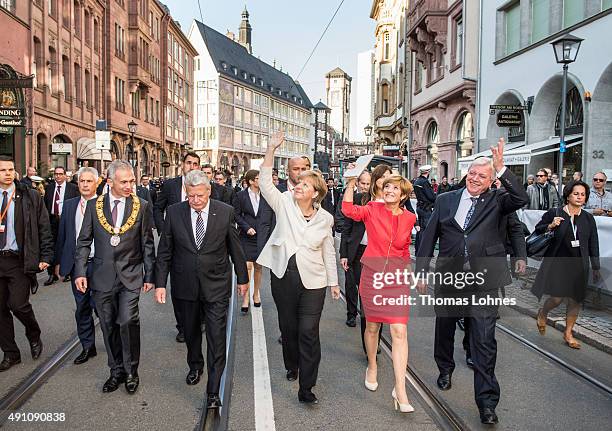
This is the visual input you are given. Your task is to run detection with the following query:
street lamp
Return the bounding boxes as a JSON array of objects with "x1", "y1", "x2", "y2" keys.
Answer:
[
  {"x1": 127, "y1": 120, "x2": 138, "y2": 168},
  {"x1": 364, "y1": 124, "x2": 373, "y2": 154},
  {"x1": 551, "y1": 33, "x2": 583, "y2": 195}
]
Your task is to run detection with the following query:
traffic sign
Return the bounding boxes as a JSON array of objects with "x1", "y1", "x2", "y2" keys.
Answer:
[
  {"x1": 95, "y1": 130, "x2": 111, "y2": 151},
  {"x1": 560, "y1": 141, "x2": 566, "y2": 153}
]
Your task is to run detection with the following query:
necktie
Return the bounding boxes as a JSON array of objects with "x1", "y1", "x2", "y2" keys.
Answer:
[
  {"x1": 0, "y1": 191, "x2": 7, "y2": 249},
  {"x1": 463, "y1": 197, "x2": 478, "y2": 257},
  {"x1": 111, "y1": 199, "x2": 121, "y2": 227},
  {"x1": 195, "y1": 211, "x2": 205, "y2": 248},
  {"x1": 53, "y1": 185, "x2": 61, "y2": 215}
]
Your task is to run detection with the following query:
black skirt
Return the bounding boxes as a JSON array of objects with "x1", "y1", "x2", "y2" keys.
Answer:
[{"x1": 240, "y1": 234, "x2": 260, "y2": 262}]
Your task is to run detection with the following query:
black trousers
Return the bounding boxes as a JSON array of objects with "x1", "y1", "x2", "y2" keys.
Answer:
[
  {"x1": 345, "y1": 244, "x2": 366, "y2": 319},
  {"x1": 48, "y1": 215, "x2": 60, "y2": 276},
  {"x1": 92, "y1": 277, "x2": 140, "y2": 377},
  {"x1": 175, "y1": 274, "x2": 229, "y2": 395},
  {"x1": 434, "y1": 303, "x2": 500, "y2": 409},
  {"x1": 70, "y1": 263, "x2": 97, "y2": 350},
  {"x1": 170, "y1": 279, "x2": 184, "y2": 333},
  {"x1": 415, "y1": 208, "x2": 432, "y2": 254},
  {"x1": 0, "y1": 254, "x2": 41, "y2": 360},
  {"x1": 271, "y1": 256, "x2": 326, "y2": 391}
]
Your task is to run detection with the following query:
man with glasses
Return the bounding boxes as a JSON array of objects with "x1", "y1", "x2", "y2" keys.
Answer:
[
  {"x1": 526, "y1": 169, "x2": 560, "y2": 210},
  {"x1": 44, "y1": 166, "x2": 79, "y2": 285},
  {"x1": 585, "y1": 172, "x2": 612, "y2": 216}
]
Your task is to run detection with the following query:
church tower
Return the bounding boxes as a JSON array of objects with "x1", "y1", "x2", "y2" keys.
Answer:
[{"x1": 238, "y1": 6, "x2": 252, "y2": 54}]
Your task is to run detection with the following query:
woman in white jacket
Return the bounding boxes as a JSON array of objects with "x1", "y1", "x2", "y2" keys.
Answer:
[{"x1": 257, "y1": 132, "x2": 340, "y2": 404}]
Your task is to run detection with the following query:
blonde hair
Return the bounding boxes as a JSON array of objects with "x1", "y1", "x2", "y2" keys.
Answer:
[
  {"x1": 299, "y1": 170, "x2": 328, "y2": 204},
  {"x1": 382, "y1": 175, "x2": 413, "y2": 205}
]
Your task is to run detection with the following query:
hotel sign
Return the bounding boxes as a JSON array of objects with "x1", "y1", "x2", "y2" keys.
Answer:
[{"x1": 0, "y1": 77, "x2": 34, "y2": 88}]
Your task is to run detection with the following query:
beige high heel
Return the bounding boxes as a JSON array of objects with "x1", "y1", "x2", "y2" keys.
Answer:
[
  {"x1": 392, "y1": 388, "x2": 415, "y2": 413},
  {"x1": 364, "y1": 368, "x2": 378, "y2": 391}
]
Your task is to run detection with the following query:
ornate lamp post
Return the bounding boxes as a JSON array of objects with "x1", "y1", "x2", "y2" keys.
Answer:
[
  {"x1": 364, "y1": 124, "x2": 373, "y2": 154},
  {"x1": 551, "y1": 33, "x2": 583, "y2": 194}
]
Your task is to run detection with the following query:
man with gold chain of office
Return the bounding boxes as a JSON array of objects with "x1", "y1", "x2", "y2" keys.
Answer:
[{"x1": 74, "y1": 160, "x2": 155, "y2": 395}]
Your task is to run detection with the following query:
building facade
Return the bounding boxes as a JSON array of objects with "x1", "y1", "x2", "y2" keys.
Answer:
[
  {"x1": 353, "y1": 49, "x2": 375, "y2": 142},
  {"x1": 370, "y1": 0, "x2": 410, "y2": 170},
  {"x1": 325, "y1": 67, "x2": 351, "y2": 142},
  {"x1": 475, "y1": 1, "x2": 612, "y2": 184},
  {"x1": 407, "y1": 0, "x2": 479, "y2": 181},
  {"x1": 189, "y1": 11, "x2": 312, "y2": 180},
  {"x1": 0, "y1": 0, "x2": 32, "y2": 173}
]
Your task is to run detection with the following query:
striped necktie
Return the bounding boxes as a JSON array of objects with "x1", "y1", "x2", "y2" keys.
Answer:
[{"x1": 195, "y1": 211, "x2": 205, "y2": 248}]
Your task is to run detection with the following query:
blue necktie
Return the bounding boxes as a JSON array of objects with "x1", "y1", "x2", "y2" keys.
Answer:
[{"x1": 463, "y1": 197, "x2": 478, "y2": 257}]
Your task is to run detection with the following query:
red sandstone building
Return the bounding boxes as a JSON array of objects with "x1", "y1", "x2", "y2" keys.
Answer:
[
  {"x1": 407, "y1": 0, "x2": 479, "y2": 180},
  {"x1": 0, "y1": 0, "x2": 194, "y2": 178}
]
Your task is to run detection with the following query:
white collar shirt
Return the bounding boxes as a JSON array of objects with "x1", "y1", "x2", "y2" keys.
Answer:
[
  {"x1": 108, "y1": 191, "x2": 127, "y2": 229},
  {"x1": 248, "y1": 188, "x2": 260, "y2": 215},
  {"x1": 76, "y1": 195, "x2": 96, "y2": 257},
  {"x1": 191, "y1": 200, "x2": 210, "y2": 245},
  {"x1": 455, "y1": 188, "x2": 481, "y2": 229}
]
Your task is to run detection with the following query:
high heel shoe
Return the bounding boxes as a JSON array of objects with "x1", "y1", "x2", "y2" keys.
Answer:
[
  {"x1": 364, "y1": 368, "x2": 378, "y2": 391},
  {"x1": 392, "y1": 388, "x2": 414, "y2": 413}
]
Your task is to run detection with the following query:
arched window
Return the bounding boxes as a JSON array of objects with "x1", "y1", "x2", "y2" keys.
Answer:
[
  {"x1": 555, "y1": 86, "x2": 583, "y2": 135},
  {"x1": 140, "y1": 147, "x2": 149, "y2": 176},
  {"x1": 456, "y1": 112, "x2": 474, "y2": 157},
  {"x1": 426, "y1": 122, "x2": 439, "y2": 177}
]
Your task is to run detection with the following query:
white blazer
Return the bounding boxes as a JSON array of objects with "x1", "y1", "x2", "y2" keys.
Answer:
[{"x1": 256, "y1": 167, "x2": 338, "y2": 289}]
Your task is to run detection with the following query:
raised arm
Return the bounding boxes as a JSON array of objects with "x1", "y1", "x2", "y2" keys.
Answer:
[
  {"x1": 259, "y1": 132, "x2": 285, "y2": 213},
  {"x1": 342, "y1": 176, "x2": 370, "y2": 222},
  {"x1": 491, "y1": 138, "x2": 529, "y2": 213}
]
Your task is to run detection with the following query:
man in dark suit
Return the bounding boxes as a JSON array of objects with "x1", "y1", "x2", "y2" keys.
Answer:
[
  {"x1": 153, "y1": 152, "x2": 200, "y2": 343},
  {"x1": 322, "y1": 177, "x2": 340, "y2": 222},
  {"x1": 140, "y1": 175, "x2": 156, "y2": 205},
  {"x1": 416, "y1": 139, "x2": 528, "y2": 425},
  {"x1": 20, "y1": 166, "x2": 37, "y2": 189},
  {"x1": 213, "y1": 170, "x2": 235, "y2": 205},
  {"x1": 74, "y1": 160, "x2": 155, "y2": 395},
  {"x1": 155, "y1": 170, "x2": 248, "y2": 409},
  {"x1": 44, "y1": 166, "x2": 79, "y2": 285},
  {"x1": 413, "y1": 164, "x2": 436, "y2": 253},
  {"x1": 0, "y1": 156, "x2": 53, "y2": 372},
  {"x1": 55, "y1": 167, "x2": 99, "y2": 365}
]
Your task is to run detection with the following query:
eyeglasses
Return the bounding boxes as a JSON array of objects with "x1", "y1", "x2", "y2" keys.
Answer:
[
  {"x1": 593, "y1": 178, "x2": 605, "y2": 182},
  {"x1": 536, "y1": 174, "x2": 547, "y2": 177}
]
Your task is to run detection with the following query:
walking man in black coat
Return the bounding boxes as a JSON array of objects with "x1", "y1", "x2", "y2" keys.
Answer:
[
  {"x1": 155, "y1": 170, "x2": 248, "y2": 409},
  {"x1": 413, "y1": 164, "x2": 436, "y2": 252},
  {"x1": 0, "y1": 156, "x2": 53, "y2": 372},
  {"x1": 416, "y1": 139, "x2": 529, "y2": 425},
  {"x1": 74, "y1": 160, "x2": 155, "y2": 394}
]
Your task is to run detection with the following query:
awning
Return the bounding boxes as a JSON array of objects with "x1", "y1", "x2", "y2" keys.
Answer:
[
  {"x1": 458, "y1": 134, "x2": 582, "y2": 171},
  {"x1": 77, "y1": 137, "x2": 112, "y2": 161}
]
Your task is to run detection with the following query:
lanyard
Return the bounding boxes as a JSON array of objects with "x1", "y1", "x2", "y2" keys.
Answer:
[
  {"x1": 0, "y1": 188, "x2": 16, "y2": 225},
  {"x1": 566, "y1": 206, "x2": 578, "y2": 240}
]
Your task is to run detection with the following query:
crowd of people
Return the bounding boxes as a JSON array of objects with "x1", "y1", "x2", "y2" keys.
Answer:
[{"x1": 0, "y1": 133, "x2": 605, "y2": 425}]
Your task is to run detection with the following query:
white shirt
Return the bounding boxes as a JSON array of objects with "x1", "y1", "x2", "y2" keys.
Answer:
[
  {"x1": 248, "y1": 188, "x2": 260, "y2": 215},
  {"x1": 76, "y1": 196, "x2": 96, "y2": 257},
  {"x1": 454, "y1": 167, "x2": 508, "y2": 228},
  {"x1": 190, "y1": 200, "x2": 210, "y2": 244},
  {"x1": 108, "y1": 191, "x2": 126, "y2": 229},
  {"x1": 52, "y1": 181, "x2": 67, "y2": 215},
  {"x1": 360, "y1": 231, "x2": 368, "y2": 246}
]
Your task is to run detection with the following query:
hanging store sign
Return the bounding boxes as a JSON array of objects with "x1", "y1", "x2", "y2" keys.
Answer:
[
  {"x1": 0, "y1": 126, "x2": 14, "y2": 134},
  {"x1": 0, "y1": 77, "x2": 34, "y2": 88},
  {"x1": 496, "y1": 112, "x2": 522, "y2": 127},
  {"x1": 52, "y1": 143, "x2": 73, "y2": 154},
  {"x1": 0, "y1": 118, "x2": 24, "y2": 126}
]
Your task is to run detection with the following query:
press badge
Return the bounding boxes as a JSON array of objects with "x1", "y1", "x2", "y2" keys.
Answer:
[{"x1": 571, "y1": 240, "x2": 580, "y2": 248}]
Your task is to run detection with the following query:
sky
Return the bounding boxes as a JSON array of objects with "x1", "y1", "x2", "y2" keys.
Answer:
[{"x1": 163, "y1": 0, "x2": 377, "y2": 138}]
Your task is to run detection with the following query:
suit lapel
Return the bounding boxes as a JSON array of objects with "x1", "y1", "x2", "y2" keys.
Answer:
[
  {"x1": 122, "y1": 195, "x2": 133, "y2": 225},
  {"x1": 175, "y1": 177, "x2": 184, "y2": 203},
  {"x1": 181, "y1": 202, "x2": 198, "y2": 251},
  {"x1": 465, "y1": 190, "x2": 493, "y2": 231},
  {"x1": 103, "y1": 194, "x2": 113, "y2": 228},
  {"x1": 448, "y1": 189, "x2": 464, "y2": 231},
  {"x1": 243, "y1": 190, "x2": 256, "y2": 216},
  {"x1": 200, "y1": 200, "x2": 218, "y2": 250}
]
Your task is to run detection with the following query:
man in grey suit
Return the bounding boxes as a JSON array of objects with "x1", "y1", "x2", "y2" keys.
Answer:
[{"x1": 74, "y1": 160, "x2": 155, "y2": 395}]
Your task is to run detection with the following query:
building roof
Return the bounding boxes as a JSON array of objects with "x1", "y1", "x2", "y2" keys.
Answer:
[
  {"x1": 313, "y1": 101, "x2": 331, "y2": 112},
  {"x1": 325, "y1": 67, "x2": 352, "y2": 79},
  {"x1": 194, "y1": 20, "x2": 313, "y2": 110}
]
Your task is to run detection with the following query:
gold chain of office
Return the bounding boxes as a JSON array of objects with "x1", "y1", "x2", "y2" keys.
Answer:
[{"x1": 95, "y1": 194, "x2": 140, "y2": 235}]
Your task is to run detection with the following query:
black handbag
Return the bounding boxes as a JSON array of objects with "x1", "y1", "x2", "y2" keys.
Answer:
[{"x1": 526, "y1": 208, "x2": 562, "y2": 258}]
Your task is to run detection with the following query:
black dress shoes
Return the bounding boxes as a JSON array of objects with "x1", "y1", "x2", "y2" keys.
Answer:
[
  {"x1": 253, "y1": 301, "x2": 261, "y2": 308},
  {"x1": 176, "y1": 331, "x2": 185, "y2": 343},
  {"x1": 43, "y1": 274, "x2": 58, "y2": 286},
  {"x1": 480, "y1": 407, "x2": 499, "y2": 425},
  {"x1": 30, "y1": 279, "x2": 39, "y2": 295},
  {"x1": 206, "y1": 394, "x2": 222, "y2": 409},
  {"x1": 0, "y1": 356, "x2": 21, "y2": 372},
  {"x1": 63, "y1": 275, "x2": 71, "y2": 282},
  {"x1": 74, "y1": 347, "x2": 97, "y2": 365},
  {"x1": 466, "y1": 356, "x2": 474, "y2": 369},
  {"x1": 102, "y1": 374, "x2": 126, "y2": 393},
  {"x1": 298, "y1": 388, "x2": 318, "y2": 404},
  {"x1": 286, "y1": 369, "x2": 298, "y2": 381},
  {"x1": 345, "y1": 316, "x2": 356, "y2": 327},
  {"x1": 125, "y1": 373, "x2": 139, "y2": 394},
  {"x1": 30, "y1": 339, "x2": 43, "y2": 359},
  {"x1": 436, "y1": 373, "x2": 452, "y2": 390},
  {"x1": 186, "y1": 369, "x2": 203, "y2": 386}
]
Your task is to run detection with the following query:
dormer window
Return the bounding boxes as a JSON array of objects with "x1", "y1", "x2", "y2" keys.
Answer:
[
  {"x1": 251, "y1": 75, "x2": 256, "y2": 83},
  {"x1": 259, "y1": 79, "x2": 264, "y2": 86},
  {"x1": 221, "y1": 62, "x2": 228, "y2": 70},
  {"x1": 242, "y1": 71, "x2": 247, "y2": 79},
  {"x1": 232, "y1": 66, "x2": 238, "y2": 75}
]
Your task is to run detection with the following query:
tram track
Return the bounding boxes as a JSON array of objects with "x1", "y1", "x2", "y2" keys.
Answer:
[{"x1": 0, "y1": 323, "x2": 99, "y2": 427}]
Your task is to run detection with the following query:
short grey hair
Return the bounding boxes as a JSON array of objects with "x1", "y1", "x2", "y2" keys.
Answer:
[
  {"x1": 594, "y1": 171, "x2": 608, "y2": 180},
  {"x1": 185, "y1": 169, "x2": 211, "y2": 188},
  {"x1": 78, "y1": 166, "x2": 99, "y2": 181},
  {"x1": 469, "y1": 157, "x2": 495, "y2": 180},
  {"x1": 107, "y1": 160, "x2": 134, "y2": 180}
]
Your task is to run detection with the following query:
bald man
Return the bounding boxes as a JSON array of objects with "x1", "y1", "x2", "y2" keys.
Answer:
[{"x1": 276, "y1": 157, "x2": 308, "y2": 193}]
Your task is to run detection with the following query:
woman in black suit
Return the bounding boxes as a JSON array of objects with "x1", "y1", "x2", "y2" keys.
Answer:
[
  {"x1": 233, "y1": 169, "x2": 273, "y2": 314},
  {"x1": 532, "y1": 180, "x2": 601, "y2": 349}
]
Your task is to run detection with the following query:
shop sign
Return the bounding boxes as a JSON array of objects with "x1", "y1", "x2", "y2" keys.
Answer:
[
  {"x1": 0, "y1": 118, "x2": 23, "y2": 126},
  {"x1": 52, "y1": 143, "x2": 72, "y2": 154},
  {"x1": 496, "y1": 112, "x2": 522, "y2": 127},
  {"x1": 0, "y1": 126, "x2": 13, "y2": 134}
]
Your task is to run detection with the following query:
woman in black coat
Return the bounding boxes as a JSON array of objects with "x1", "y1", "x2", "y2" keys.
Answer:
[
  {"x1": 531, "y1": 180, "x2": 600, "y2": 349},
  {"x1": 232, "y1": 169, "x2": 274, "y2": 314}
]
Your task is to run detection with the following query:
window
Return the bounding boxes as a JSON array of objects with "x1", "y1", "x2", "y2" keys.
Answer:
[
  {"x1": 48, "y1": 0, "x2": 57, "y2": 18},
  {"x1": 456, "y1": 112, "x2": 474, "y2": 157},
  {"x1": 48, "y1": 47, "x2": 56, "y2": 92},
  {"x1": 235, "y1": 86, "x2": 243, "y2": 101},
  {"x1": 115, "y1": 23, "x2": 125, "y2": 57},
  {"x1": 94, "y1": 19, "x2": 100, "y2": 52},
  {"x1": 531, "y1": 0, "x2": 550, "y2": 42},
  {"x1": 381, "y1": 83, "x2": 389, "y2": 115},
  {"x1": 84, "y1": 69, "x2": 90, "y2": 107},
  {"x1": 114, "y1": 77, "x2": 125, "y2": 111},
  {"x1": 427, "y1": 122, "x2": 439, "y2": 177},
  {"x1": 0, "y1": 0, "x2": 15, "y2": 13},
  {"x1": 131, "y1": 91, "x2": 140, "y2": 117},
  {"x1": 73, "y1": 0, "x2": 81, "y2": 37},
  {"x1": 94, "y1": 75, "x2": 100, "y2": 113},
  {"x1": 563, "y1": 0, "x2": 585, "y2": 28},
  {"x1": 33, "y1": 38, "x2": 43, "y2": 88},
  {"x1": 73, "y1": 63, "x2": 81, "y2": 103},
  {"x1": 605, "y1": 0, "x2": 612, "y2": 10},
  {"x1": 504, "y1": 2, "x2": 521, "y2": 55},
  {"x1": 415, "y1": 60, "x2": 423, "y2": 92},
  {"x1": 61, "y1": 55, "x2": 70, "y2": 98},
  {"x1": 62, "y1": 0, "x2": 70, "y2": 28},
  {"x1": 383, "y1": 32, "x2": 390, "y2": 60},
  {"x1": 84, "y1": 10, "x2": 91, "y2": 44},
  {"x1": 555, "y1": 86, "x2": 584, "y2": 135},
  {"x1": 455, "y1": 18, "x2": 463, "y2": 65}
]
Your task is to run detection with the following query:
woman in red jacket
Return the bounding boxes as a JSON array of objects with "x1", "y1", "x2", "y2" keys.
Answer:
[{"x1": 342, "y1": 171, "x2": 417, "y2": 413}]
